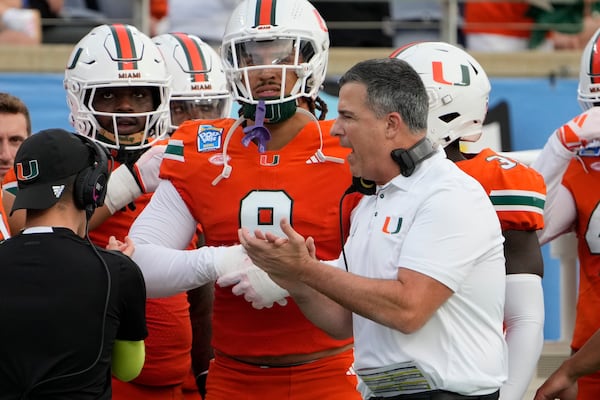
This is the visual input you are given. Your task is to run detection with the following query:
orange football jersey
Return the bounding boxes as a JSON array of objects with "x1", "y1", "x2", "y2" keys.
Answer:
[
  {"x1": 457, "y1": 148, "x2": 546, "y2": 231},
  {"x1": 562, "y1": 156, "x2": 600, "y2": 350},
  {"x1": 161, "y1": 117, "x2": 359, "y2": 357}
]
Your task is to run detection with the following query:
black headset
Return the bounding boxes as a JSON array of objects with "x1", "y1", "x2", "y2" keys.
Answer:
[
  {"x1": 345, "y1": 137, "x2": 437, "y2": 196},
  {"x1": 73, "y1": 135, "x2": 110, "y2": 214}
]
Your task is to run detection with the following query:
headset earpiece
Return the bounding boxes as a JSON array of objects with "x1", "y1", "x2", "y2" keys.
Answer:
[
  {"x1": 73, "y1": 135, "x2": 110, "y2": 213},
  {"x1": 390, "y1": 137, "x2": 436, "y2": 177}
]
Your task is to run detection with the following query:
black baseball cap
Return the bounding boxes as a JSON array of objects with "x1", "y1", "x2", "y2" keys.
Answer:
[{"x1": 11, "y1": 129, "x2": 90, "y2": 214}]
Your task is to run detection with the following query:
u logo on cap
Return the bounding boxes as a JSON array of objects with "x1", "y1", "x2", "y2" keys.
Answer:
[{"x1": 15, "y1": 160, "x2": 39, "y2": 181}]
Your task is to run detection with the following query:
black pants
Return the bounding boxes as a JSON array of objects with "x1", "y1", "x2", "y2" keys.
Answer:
[{"x1": 371, "y1": 389, "x2": 499, "y2": 400}]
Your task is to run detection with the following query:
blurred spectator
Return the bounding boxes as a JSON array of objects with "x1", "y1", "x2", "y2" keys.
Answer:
[
  {"x1": 149, "y1": 0, "x2": 166, "y2": 36},
  {"x1": 528, "y1": 0, "x2": 600, "y2": 50},
  {"x1": 25, "y1": 0, "x2": 163, "y2": 43},
  {"x1": 26, "y1": 0, "x2": 108, "y2": 43},
  {"x1": 161, "y1": 0, "x2": 241, "y2": 46},
  {"x1": 463, "y1": 2, "x2": 544, "y2": 52},
  {"x1": 0, "y1": 0, "x2": 41, "y2": 44},
  {"x1": 312, "y1": 1, "x2": 392, "y2": 47},
  {"x1": 388, "y1": 1, "x2": 464, "y2": 48}
]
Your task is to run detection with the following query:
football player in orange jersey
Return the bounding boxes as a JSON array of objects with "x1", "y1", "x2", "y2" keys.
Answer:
[
  {"x1": 393, "y1": 42, "x2": 547, "y2": 400},
  {"x1": 127, "y1": 0, "x2": 362, "y2": 399},
  {"x1": 152, "y1": 31, "x2": 234, "y2": 399},
  {"x1": 531, "y1": 28, "x2": 600, "y2": 400},
  {"x1": 0, "y1": 92, "x2": 30, "y2": 240}
]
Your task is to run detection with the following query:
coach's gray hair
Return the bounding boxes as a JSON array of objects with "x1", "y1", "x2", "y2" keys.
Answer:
[{"x1": 338, "y1": 58, "x2": 428, "y2": 134}]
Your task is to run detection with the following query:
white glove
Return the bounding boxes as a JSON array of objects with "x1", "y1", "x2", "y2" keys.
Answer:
[
  {"x1": 129, "y1": 144, "x2": 166, "y2": 193},
  {"x1": 213, "y1": 244, "x2": 254, "y2": 276},
  {"x1": 215, "y1": 247, "x2": 289, "y2": 309},
  {"x1": 217, "y1": 268, "x2": 289, "y2": 309},
  {"x1": 555, "y1": 107, "x2": 600, "y2": 151},
  {"x1": 103, "y1": 145, "x2": 166, "y2": 214}
]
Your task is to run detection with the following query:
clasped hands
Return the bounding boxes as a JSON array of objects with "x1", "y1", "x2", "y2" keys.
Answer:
[{"x1": 216, "y1": 218, "x2": 315, "y2": 309}]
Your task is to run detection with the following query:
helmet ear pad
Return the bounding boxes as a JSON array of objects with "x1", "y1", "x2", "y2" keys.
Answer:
[{"x1": 73, "y1": 135, "x2": 110, "y2": 211}]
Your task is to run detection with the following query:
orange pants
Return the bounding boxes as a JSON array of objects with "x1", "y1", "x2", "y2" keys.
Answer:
[
  {"x1": 112, "y1": 378, "x2": 202, "y2": 400},
  {"x1": 205, "y1": 348, "x2": 360, "y2": 400}
]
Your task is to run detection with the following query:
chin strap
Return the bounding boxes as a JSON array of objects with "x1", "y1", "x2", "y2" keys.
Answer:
[
  {"x1": 241, "y1": 100, "x2": 271, "y2": 153},
  {"x1": 242, "y1": 98, "x2": 297, "y2": 124}
]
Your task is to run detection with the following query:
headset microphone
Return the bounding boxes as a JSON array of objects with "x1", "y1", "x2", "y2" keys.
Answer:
[
  {"x1": 344, "y1": 176, "x2": 376, "y2": 196},
  {"x1": 344, "y1": 137, "x2": 436, "y2": 197}
]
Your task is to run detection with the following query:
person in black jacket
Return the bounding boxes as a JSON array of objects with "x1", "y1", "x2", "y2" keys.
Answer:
[{"x1": 0, "y1": 128, "x2": 147, "y2": 399}]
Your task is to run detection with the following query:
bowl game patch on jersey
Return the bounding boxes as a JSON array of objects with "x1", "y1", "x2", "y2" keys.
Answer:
[{"x1": 197, "y1": 124, "x2": 223, "y2": 152}]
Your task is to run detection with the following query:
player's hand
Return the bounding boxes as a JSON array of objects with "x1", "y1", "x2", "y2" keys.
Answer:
[
  {"x1": 217, "y1": 266, "x2": 289, "y2": 309},
  {"x1": 107, "y1": 235, "x2": 135, "y2": 257},
  {"x1": 128, "y1": 144, "x2": 166, "y2": 193},
  {"x1": 555, "y1": 107, "x2": 600, "y2": 151},
  {"x1": 533, "y1": 379, "x2": 577, "y2": 400},
  {"x1": 103, "y1": 145, "x2": 166, "y2": 214}
]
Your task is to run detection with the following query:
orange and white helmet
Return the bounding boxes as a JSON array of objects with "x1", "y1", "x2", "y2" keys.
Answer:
[
  {"x1": 221, "y1": 0, "x2": 329, "y2": 107},
  {"x1": 64, "y1": 24, "x2": 172, "y2": 151},
  {"x1": 153, "y1": 32, "x2": 232, "y2": 129},
  {"x1": 391, "y1": 41, "x2": 491, "y2": 147}
]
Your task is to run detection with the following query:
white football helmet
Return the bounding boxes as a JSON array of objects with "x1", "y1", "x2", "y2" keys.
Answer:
[
  {"x1": 578, "y1": 28, "x2": 600, "y2": 111},
  {"x1": 64, "y1": 23, "x2": 172, "y2": 151},
  {"x1": 153, "y1": 32, "x2": 233, "y2": 130},
  {"x1": 221, "y1": 0, "x2": 329, "y2": 107},
  {"x1": 391, "y1": 41, "x2": 491, "y2": 147}
]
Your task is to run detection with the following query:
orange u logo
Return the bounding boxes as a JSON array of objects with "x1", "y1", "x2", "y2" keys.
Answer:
[
  {"x1": 382, "y1": 216, "x2": 402, "y2": 234},
  {"x1": 432, "y1": 61, "x2": 471, "y2": 87}
]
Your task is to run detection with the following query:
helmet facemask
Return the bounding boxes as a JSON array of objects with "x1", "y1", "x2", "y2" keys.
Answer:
[
  {"x1": 64, "y1": 24, "x2": 172, "y2": 152},
  {"x1": 220, "y1": 0, "x2": 329, "y2": 123}
]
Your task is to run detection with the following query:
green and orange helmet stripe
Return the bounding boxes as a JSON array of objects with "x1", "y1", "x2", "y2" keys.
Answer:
[
  {"x1": 171, "y1": 32, "x2": 209, "y2": 84},
  {"x1": 109, "y1": 23, "x2": 139, "y2": 71},
  {"x1": 253, "y1": 0, "x2": 278, "y2": 28}
]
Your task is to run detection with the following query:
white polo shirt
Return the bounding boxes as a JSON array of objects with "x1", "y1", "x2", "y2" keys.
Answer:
[{"x1": 343, "y1": 147, "x2": 507, "y2": 396}]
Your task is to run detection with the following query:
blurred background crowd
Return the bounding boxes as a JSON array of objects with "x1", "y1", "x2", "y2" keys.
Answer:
[{"x1": 1, "y1": 0, "x2": 600, "y2": 52}]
